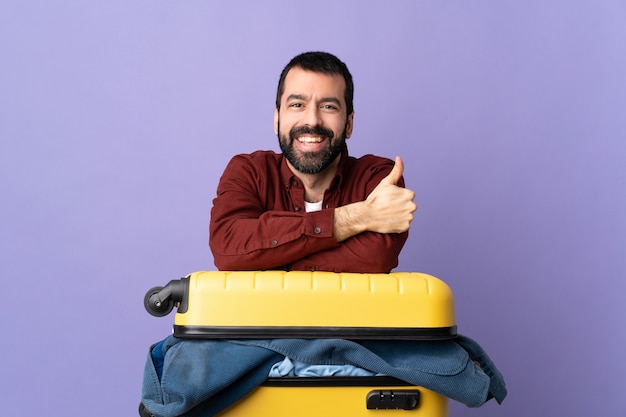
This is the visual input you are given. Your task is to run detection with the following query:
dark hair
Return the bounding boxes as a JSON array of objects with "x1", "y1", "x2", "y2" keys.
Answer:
[{"x1": 275, "y1": 51, "x2": 354, "y2": 115}]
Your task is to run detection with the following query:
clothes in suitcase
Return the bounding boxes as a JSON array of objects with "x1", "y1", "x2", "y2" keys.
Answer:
[{"x1": 140, "y1": 271, "x2": 507, "y2": 417}]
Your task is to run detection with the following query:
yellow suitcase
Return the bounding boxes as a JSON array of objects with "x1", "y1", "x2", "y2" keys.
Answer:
[{"x1": 144, "y1": 271, "x2": 456, "y2": 416}]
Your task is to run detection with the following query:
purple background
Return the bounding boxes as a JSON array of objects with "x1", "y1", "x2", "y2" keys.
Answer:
[{"x1": 2, "y1": 1, "x2": 625, "y2": 416}]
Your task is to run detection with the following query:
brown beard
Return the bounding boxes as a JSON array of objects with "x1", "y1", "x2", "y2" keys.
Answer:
[{"x1": 278, "y1": 123, "x2": 347, "y2": 174}]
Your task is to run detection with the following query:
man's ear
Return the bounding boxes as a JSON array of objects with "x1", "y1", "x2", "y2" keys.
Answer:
[
  {"x1": 273, "y1": 108, "x2": 279, "y2": 134},
  {"x1": 345, "y1": 112, "x2": 354, "y2": 139}
]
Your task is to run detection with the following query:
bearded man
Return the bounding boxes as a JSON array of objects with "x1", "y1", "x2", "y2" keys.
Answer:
[{"x1": 209, "y1": 51, "x2": 417, "y2": 273}]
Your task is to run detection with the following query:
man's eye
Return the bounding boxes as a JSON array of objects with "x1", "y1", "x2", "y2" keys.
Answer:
[
  {"x1": 289, "y1": 103, "x2": 303, "y2": 108},
  {"x1": 322, "y1": 104, "x2": 338, "y2": 110}
]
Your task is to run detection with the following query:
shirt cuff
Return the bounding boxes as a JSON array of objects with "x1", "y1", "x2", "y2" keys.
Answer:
[{"x1": 304, "y1": 208, "x2": 335, "y2": 239}]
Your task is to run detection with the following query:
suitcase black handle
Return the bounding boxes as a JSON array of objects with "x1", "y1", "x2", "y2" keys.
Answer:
[{"x1": 366, "y1": 389, "x2": 420, "y2": 410}]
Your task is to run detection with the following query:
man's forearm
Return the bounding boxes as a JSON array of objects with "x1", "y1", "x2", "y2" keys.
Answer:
[
  {"x1": 210, "y1": 209, "x2": 340, "y2": 271},
  {"x1": 289, "y1": 229, "x2": 407, "y2": 273},
  {"x1": 333, "y1": 202, "x2": 368, "y2": 242}
]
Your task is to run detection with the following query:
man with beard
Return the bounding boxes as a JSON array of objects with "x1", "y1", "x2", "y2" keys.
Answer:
[{"x1": 209, "y1": 51, "x2": 417, "y2": 273}]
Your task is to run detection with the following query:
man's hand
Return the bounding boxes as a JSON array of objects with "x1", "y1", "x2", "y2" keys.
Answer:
[
  {"x1": 363, "y1": 156, "x2": 417, "y2": 233},
  {"x1": 334, "y1": 156, "x2": 418, "y2": 242}
]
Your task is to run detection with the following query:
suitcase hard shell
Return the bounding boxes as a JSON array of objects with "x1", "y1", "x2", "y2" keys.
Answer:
[
  {"x1": 145, "y1": 270, "x2": 457, "y2": 340},
  {"x1": 217, "y1": 377, "x2": 448, "y2": 417},
  {"x1": 143, "y1": 271, "x2": 455, "y2": 416}
]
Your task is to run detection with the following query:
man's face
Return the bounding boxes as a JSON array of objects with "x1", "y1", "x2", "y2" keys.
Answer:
[{"x1": 274, "y1": 67, "x2": 354, "y2": 175}]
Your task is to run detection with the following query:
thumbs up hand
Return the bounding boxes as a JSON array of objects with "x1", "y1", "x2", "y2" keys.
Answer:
[
  {"x1": 362, "y1": 156, "x2": 418, "y2": 234},
  {"x1": 377, "y1": 155, "x2": 405, "y2": 187},
  {"x1": 333, "y1": 156, "x2": 418, "y2": 242}
]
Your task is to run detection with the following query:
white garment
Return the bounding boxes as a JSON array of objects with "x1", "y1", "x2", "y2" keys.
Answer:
[{"x1": 304, "y1": 200, "x2": 323, "y2": 212}]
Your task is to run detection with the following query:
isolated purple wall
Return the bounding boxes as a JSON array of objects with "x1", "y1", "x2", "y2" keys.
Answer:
[{"x1": 1, "y1": 1, "x2": 625, "y2": 416}]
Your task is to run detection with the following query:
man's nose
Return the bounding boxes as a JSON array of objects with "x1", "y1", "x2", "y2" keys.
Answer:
[{"x1": 303, "y1": 106, "x2": 322, "y2": 126}]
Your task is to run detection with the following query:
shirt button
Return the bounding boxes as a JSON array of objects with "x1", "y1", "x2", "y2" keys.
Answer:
[
  {"x1": 271, "y1": 240, "x2": 278, "y2": 246},
  {"x1": 310, "y1": 266, "x2": 316, "y2": 271},
  {"x1": 295, "y1": 205, "x2": 301, "y2": 211},
  {"x1": 314, "y1": 227, "x2": 322, "y2": 234}
]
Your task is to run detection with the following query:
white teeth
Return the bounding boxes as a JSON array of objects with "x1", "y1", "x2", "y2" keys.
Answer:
[{"x1": 298, "y1": 136, "x2": 323, "y2": 143}]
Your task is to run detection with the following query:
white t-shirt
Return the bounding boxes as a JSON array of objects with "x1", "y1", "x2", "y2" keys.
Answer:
[{"x1": 304, "y1": 200, "x2": 323, "y2": 212}]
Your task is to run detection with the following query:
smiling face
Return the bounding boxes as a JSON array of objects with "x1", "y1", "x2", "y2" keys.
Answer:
[{"x1": 274, "y1": 67, "x2": 354, "y2": 175}]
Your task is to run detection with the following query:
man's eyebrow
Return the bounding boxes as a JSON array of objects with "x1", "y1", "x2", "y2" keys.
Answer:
[
  {"x1": 286, "y1": 94, "x2": 307, "y2": 102},
  {"x1": 321, "y1": 97, "x2": 342, "y2": 106},
  {"x1": 286, "y1": 94, "x2": 342, "y2": 107}
]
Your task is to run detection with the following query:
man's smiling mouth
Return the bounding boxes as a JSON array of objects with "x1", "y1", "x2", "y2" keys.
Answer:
[{"x1": 297, "y1": 136, "x2": 325, "y2": 144}]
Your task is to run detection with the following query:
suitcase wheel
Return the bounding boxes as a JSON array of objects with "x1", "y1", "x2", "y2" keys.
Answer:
[{"x1": 144, "y1": 286, "x2": 175, "y2": 317}]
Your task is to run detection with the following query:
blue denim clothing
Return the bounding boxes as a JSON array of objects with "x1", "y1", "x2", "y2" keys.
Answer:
[
  {"x1": 142, "y1": 338, "x2": 283, "y2": 417},
  {"x1": 142, "y1": 335, "x2": 506, "y2": 417},
  {"x1": 269, "y1": 356, "x2": 383, "y2": 377}
]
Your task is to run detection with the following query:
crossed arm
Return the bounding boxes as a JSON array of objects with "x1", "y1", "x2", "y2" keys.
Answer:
[{"x1": 209, "y1": 156, "x2": 417, "y2": 273}]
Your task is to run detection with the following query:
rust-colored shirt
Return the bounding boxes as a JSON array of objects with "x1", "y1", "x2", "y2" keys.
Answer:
[{"x1": 209, "y1": 147, "x2": 408, "y2": 273}]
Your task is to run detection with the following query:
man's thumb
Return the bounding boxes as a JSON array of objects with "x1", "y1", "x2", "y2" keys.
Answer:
[{"x1": 380, "y1": 156, "x2": 404, "y2": 186}]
